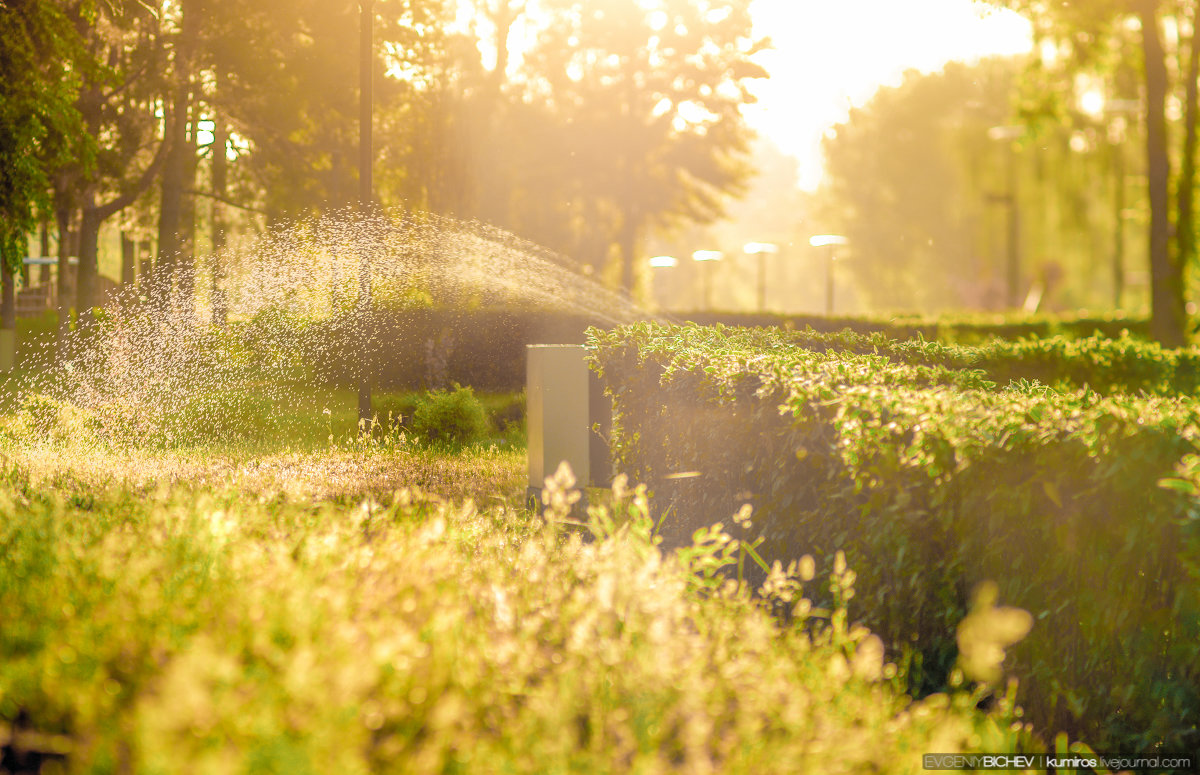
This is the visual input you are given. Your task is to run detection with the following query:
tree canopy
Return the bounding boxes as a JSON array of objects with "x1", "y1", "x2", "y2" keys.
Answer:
[
  {"x1": 0, "y1": 0, "x2": 90, "y2": 271},
  {"x1": 820, "y1": 56, "x2": 1132, "y2": 313},
  {"x1": 0, "y1": 0, "x2": 769, "y2": 334},
  {"x1": 979, "y1": 0, "x2": 1194, "y2": 344}
]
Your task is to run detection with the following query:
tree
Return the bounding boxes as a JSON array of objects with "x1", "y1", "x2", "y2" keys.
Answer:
[
  {"x1": 202, "y1": 0, "x2": 454, "y2": 221},
  {"x1": 512, "y1": 0, "x2": 767, "y2": 294},
  {"x1": 0, "y1": 0, "x2": 89, "y2": 347},
  {"x1": 981, "y1": 0, "x2": 1192, "y2": 345},
  {"x1": 59, "y1": 0, "x2": 170, "y2": 324},
  {"x1": 821, "y1": 59, "x2": 1027, "y2": 310}
]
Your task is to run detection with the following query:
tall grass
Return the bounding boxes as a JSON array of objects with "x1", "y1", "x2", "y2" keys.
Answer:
[{"x1": 0, "y1": 449, "x2": 1054, "y2": 772}]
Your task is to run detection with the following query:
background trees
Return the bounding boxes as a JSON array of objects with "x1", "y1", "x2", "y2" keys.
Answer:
[
  {"x1": 0, "y1": 0, "x2": 89, "y2": 345},
  {"x1": 822, "y1": 60, "x2": 1018, "y2": 311},
  {"x1": 818, "y1": 56, "x2": 1137, "y2": 314},
  {"x1": 512, "y1": 0, "x2": 766, "y2": 294},
  {"x1": 2, "y1": 0, "x2": 766, "y2": 336},
  {"x1": 980, "y1": 0, "x2": 1197, "y2": 344}
]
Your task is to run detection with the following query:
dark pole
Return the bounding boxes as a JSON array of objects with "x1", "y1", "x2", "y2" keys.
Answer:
[
  {"x1": 825, "y1": 249, "x2": 834, "y2": 316},
  {"x1": 1114, "y1": 139, "x2": 1126, "y2": 309},
  {"x1": 358, "y1": 0, "x2": 373, "y2": 428},
  {"x1": 1005, "y1": 146, "x2": 1020, "y2": 309},
  {"x1": 757, "y1": 251, "x2": 766, "y2": 312}
]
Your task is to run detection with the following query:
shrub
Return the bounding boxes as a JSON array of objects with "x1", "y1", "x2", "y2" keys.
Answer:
[
  {"x1": 12, "y1": 393, "x2": 104, "y2": 447},
  {"x1": 775, "y1": 326, "x2": 1200, "y2": 396},
  {"x1": 411, "y1": 385, "x2": 490, "y2": 446},
  {"x1": 0, "y1": 462, "x2": 1046, "y2": 773},
  {"x1": 295, "y1": 307, "x2": 1154, "y2": 395},
  {"x1": 589, "y1": 321, "x2": 1200, "y2": 756}
]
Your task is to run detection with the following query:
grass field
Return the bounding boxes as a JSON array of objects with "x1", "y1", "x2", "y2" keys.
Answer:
[{"x1": 0, "y1": 380, "x2": 1073, "y2": 773}]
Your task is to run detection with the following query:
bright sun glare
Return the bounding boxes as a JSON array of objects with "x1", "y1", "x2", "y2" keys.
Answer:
[{"x1": 745, "y1": 0, "x2": 1033, "y2": 189}]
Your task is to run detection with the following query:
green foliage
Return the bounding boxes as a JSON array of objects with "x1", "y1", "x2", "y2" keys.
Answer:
[
  {"x1": 0, "y1": 0, "x2": 91, "y2": 271},
  {"x1": 10, "y1": 392, "x2": 103, "y2": 447},
  {"x1": 0, "y1": 459, "x2": 1042, "y2": 773},
  {"x1": 275, "y1": 307, "x2": 1156, "y2": 396},
  {"x1": 685, "y1": 309, "x2": 1152, "y2": 344},
  {"x1": 410, "y1": 385, "x2": 491, "y2": 447},
  {"x1": 371, "y1": 391, "x2": 420, "y2": 429},
  {"x1": 589, "y1": 321, "x2": 1200, "y2": 756},
  {"x1": 819, "y1": 58, "x2": 1027, "y2": 310},
  {"x1": 776, "y1": 325, "x2": 1200, "y2": 396},
  {"x1": 516, "y1": 0, "x2": 765, "y2": 289}
]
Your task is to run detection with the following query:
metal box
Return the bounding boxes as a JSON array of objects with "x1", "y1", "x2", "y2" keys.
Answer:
[{"x1": 527, "y1": 344, "x2": 592, "y2": 489}]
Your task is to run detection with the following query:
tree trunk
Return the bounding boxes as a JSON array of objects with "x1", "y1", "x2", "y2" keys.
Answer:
[
  {"x1": 18, "y1": 239, "x2": 28, "y2": 289},
  {"x1": 38, "y1": 218, "x2": 49, "y2": 286},
  {"x1": 211, "y1": 111, "x2": 228, "y2": 326},
  {"x1": 54, "y1": 188, "x2": 75, "y2": 349},
  {"x1": 77, "y1": 146, "x2": 169, "y2": 324},
  {"x1": 2, "y1": 246, "x2": 16, "y2": 329},
  {"x1": 178, "y1": 109, "x2": 198, "y2": 306},
  {"x1": 76, "y1": 195, "x2": 102, "y2": 322},
  {"x1": 1, "y1": 245, "x2": 15, "y2": 372},
  {"x1": 155, "y1": 0, "x2": 197, "y2": 303},
  {"x1": 155, "y1": 99, "x2": 188, "y2": 300},
  {"x1": 139, "y1": 239, "x2": 153, "y2": 282},
  {"x1": 121, "y1": 232, "x2": 136, "y2": 285},
  {"x1": 1140, "y1": 1, "x2": 1186, "y2": 346},
  {"x1": 1176, "y1": 0, "x2": 1200, "y2": 315}
]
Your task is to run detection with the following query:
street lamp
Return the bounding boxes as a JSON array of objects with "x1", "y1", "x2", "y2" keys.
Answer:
[
  {"x1": 648, "y1": 255, "x2": 678, "y2": 311},
  {"x1": 743, "y1": 242, "x2": 779, "y2": 312},
  {"x1": 358, "y1": 0, "x2": 374, "y2": 427},
  {"x1": 809, "y1": 235, "x2": 847, "y2": 315},
  {"x1": 987, "y1": 124, "x2": 1023, "y2": 309},
  {"x1": 692, "y1": 250, "x2": 723, "y2": 311},
  {"x1": 692, "y1": 250, "x2": 722, "y2": 311}
]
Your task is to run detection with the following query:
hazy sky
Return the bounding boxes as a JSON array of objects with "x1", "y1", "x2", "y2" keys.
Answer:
[{"x1": 746, "y1": 0, "x2": 1033, "y2": 189}]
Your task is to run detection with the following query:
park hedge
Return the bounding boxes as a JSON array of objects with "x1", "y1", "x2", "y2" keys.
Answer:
[
  {"x1": 16, "y1": 304, "x2": 1153, "y2": 394},
  {"x1": 772, "y1": 326, "x2": 1200, "y2": 397},
  {"x1": 277, "y1": 307, "x2": 1159, "y2": 394},
  {"x1": 588, "y1": 322, "x2": 1200, "y2": 757},
  {"x1": 680, "y1": 310, "x2": 1151, "y2": 344}
]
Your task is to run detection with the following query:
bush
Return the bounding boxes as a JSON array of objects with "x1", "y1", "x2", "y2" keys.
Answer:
[
  {"x1": 411, "y1": 385, "x2": 491, "y2": 446},
  {"x1": 298, "y1": 308, "x2": 1154, "y2": 395},
  {"x1": 775, "y1": 326, "x2": 1200, "y2": 396},
  {"x1": 11, "y1": 393, "x2": 104, "y2": 447},
  {"x1": 0, "y1": 461, "x2": 1045, "y2": 773},
  {"x1": 681, "y1": 310, "x2": 1151, "y2": 345},
  {"x1": 589, "y1": 322, "x2": 1200, "y2": 757}
]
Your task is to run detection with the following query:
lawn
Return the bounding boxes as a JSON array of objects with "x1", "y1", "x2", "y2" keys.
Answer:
[{"x1": 0, "y1": 379, "x2": 1054, "y2": 773}]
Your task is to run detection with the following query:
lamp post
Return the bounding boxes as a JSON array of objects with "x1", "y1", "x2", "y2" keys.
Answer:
[
  {"x1": 743, "y1": 242, "x2": 779, "y2": 312},
  {"x1": 809, "y1": 235, "x2": 847, "y2": 315},
  {"x1": 358, "y1": 0, "x2": 374, "y2": 427},
  {"x1": 987, "y1": 125, "x2": 1023, "y2": 309},
  {"x1": 648, "y1": 255, "x2": 678, "y2": 311},
  {"x1": 692, "y1": 250, "x2": 722, "y2": 311}
]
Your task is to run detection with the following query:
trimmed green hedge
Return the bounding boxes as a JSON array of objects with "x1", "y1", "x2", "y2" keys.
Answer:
[
  {"x1": 681, "y1": 310, "x2": 1150, "y2": 345},
  {"x1": 588, "y1": 322, "x2": 1200, "y2": 757},
  {"x1": 774, "y1": 327, "x2": 1200, "y2": 397},
  {"x1": 234, "y1": 308, "x2": 1155, "y2": 394}
]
